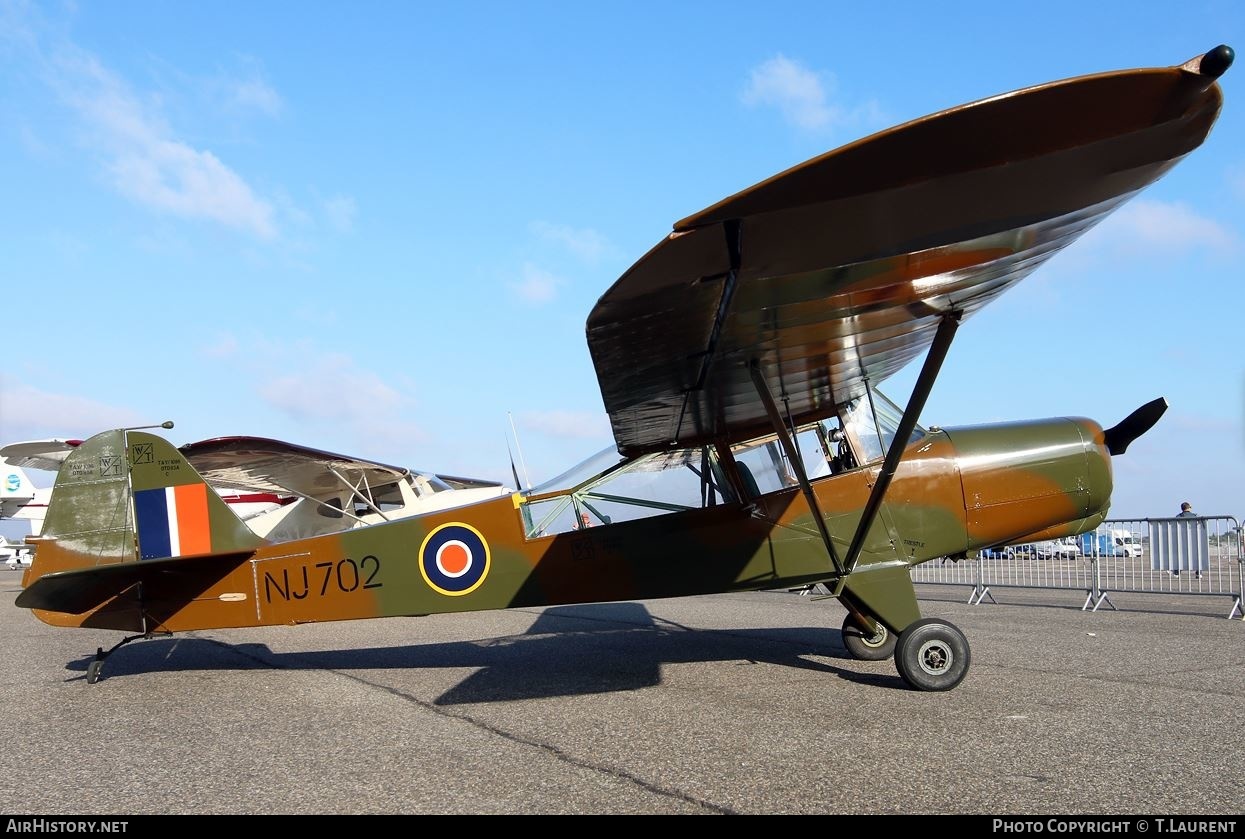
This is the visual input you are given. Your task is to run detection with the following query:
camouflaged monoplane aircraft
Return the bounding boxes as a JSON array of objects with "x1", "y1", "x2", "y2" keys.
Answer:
[{"x1": 14, "y1": 45, "x2": 1234, "y2": 689}]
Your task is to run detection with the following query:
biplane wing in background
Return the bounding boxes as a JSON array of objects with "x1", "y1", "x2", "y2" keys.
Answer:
[{"x1": 14, "y1": 46, "x2": 1234, "y2": 690}]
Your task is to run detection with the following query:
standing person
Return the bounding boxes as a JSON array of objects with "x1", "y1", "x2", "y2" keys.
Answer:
[{"x1": 1173, "y1": 501, "x2": 1199, "y2": 578}]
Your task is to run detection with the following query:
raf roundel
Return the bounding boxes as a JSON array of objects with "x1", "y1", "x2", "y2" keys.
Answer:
[{"x1": 419, "y1": 523, "x2": 491, "y2": 596}]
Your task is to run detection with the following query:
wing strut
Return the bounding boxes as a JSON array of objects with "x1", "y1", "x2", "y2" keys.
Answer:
[
  {"x1": 674, "y1": 219, "x2": 742, "y2": 442},
  {"x1": 748, "y1": 360, "x2": 844, "y2": 575},
  {"x1": 842, "y1": 312, "x2": 962, "y2": 572}
]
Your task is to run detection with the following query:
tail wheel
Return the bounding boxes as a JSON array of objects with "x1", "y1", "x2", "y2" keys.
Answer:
[
  {"x1": 842, "y1": 613, "x2": 896, "y2": 661},
  {"x1": 895, "y1": 618, "x2": 970, "y2": 691}
]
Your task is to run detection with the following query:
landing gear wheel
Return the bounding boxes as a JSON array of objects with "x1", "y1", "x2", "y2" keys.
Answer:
[
  {"x1": 894, "y1": 618, "x2": 970, "y2": 691},
  {"x1": 842, "y1": 614, "x2": 896, "y2": 661},
  {"x1": 86, "y1": 659, "x2": 104, "y2": 684}
]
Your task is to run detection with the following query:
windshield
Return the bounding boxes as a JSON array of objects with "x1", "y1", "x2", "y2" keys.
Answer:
[
  {"x1": 841, "y1": 387, "x2": 925, "y2": 464},
  {"x1": 526, "y1": 445, "x2": 626, "y2": 495},
  {"x1": 410, "y1": 471, "x2": 455, "y2": 493}
]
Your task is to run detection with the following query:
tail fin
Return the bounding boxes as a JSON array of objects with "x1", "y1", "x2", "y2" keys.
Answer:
[{"x1": 33, "y1": 428, "x2": 264, "y2": 575}]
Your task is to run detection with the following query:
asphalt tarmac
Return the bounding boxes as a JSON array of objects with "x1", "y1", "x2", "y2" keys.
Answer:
[{"x1": 1, "y1": 576, "x2": 1242, "y2": 816}]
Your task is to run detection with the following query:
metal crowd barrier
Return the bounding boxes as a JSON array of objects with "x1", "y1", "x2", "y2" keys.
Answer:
[{"x1": 908, "y1": 515, "x2": 1245, "y2": 620}]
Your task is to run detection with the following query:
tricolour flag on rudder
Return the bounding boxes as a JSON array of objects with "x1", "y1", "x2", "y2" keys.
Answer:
[{"x1": 134, "y1": 484, "x2": 212, "y2": 559}]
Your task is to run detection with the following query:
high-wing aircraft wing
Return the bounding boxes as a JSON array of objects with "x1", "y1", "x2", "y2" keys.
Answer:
[
  {"x1": 0, "y1": 439, "x2": 82, "y2": 472},
  {"x1": 177, "y1": 436, "x2": 508, "y2": 527},
  {"x1": 178, "y1": 436, "x2": 414, "y2": 498},
  {"x1": 587, "y1": 47, "x2": 1231, "y2": 457},
  {"x1": 178, "y1": 435, "x2": 503, "y2": 495}
]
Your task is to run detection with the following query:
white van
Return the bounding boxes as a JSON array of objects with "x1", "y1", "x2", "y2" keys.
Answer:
[
  {"x1": 1109, "y1": 529, "x2": 1143, "y2": 558},
  {"x1": 1080, "y1": 529, "x2": 1144, "y2": 558}
]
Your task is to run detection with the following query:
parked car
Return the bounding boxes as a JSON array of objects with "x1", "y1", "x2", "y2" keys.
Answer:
[
  {"x1": 984, "y1": 540, "x2": 1079, "y2": 560},
  {"x1": 986, "y1": 542, "x2": 1043, "y2": 559},
  {"x1": 1020, "y1": 540, "x2": 1060, "y2": 557}
]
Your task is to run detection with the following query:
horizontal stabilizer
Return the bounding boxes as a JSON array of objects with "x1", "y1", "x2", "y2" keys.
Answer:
[{"x1": 15, "y1": 550, "x2": 254, "y2": 615}]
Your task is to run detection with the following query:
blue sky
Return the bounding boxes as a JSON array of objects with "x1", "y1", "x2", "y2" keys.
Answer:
[{"x1": 1, "y1": 0, "x2": 1242, "y2": 540}]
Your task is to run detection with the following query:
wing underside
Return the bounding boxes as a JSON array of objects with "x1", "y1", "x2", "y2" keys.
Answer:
[
  {"x1": 587, "y1": 53, "x2": 1227, "y2": 457},
  {"x1": 0, "y1": 439, "x2": 81, "y2": 471},
  {"x1": 177, "y1": 436, "x2": 414, "y2": 498}
]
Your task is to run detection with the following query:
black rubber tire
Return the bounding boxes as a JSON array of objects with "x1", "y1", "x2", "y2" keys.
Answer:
[
  {"x1": 842, "y1": 613, "x2": 897, "y2": 661},
  {"x1": 894, "y1": 618, "x2": 970, "y2": 691},
  {"x1": 86, "y1": 660, "x2": 103, "y2": 685}
]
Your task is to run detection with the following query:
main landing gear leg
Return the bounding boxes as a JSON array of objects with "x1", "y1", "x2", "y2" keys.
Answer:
[
  {"x1": 85, "y1": 631, "x2": 170, "y2": 684},
  {"x1": 840, "y1": 564, "x2": 972, "y2": 691}
]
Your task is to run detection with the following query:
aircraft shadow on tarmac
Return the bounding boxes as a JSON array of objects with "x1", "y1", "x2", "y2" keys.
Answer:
[{"x1": 62, "y1": 601, "x2": 907, "y2": 699}]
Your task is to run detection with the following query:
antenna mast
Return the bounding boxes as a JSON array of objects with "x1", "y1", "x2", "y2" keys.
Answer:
[{"x1": 508, "y1": 412, "x2": 533, "y2": 491}]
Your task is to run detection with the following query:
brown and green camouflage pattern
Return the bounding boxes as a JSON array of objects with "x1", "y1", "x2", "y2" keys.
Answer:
[{"x1": 17, "y1": 416, "x2": 1114, "y2": 639}]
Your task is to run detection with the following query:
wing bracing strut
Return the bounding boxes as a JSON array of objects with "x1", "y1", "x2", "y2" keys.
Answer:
[
  {"x1": 842, "y1": 312, "x2": 962, "y2": 572},
  {"x1": 748, "y1": 360, "x2": 844, "y2": 575}
]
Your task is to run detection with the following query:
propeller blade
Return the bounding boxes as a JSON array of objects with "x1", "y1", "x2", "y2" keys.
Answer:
[{"x1": 1103, "y1": 397, "x2": 1168, "y2": 455}]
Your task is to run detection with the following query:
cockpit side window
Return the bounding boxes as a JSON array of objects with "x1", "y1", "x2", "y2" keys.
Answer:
[
  {"x1": 518, "y1": 445, "x2": 734, "y2": 538},
  {"x1": 728, "y1": 418, "x2": 856, "y2": 497},
  {"x1": 516, "y1": 387, "x2": 923, "y2": 536}
]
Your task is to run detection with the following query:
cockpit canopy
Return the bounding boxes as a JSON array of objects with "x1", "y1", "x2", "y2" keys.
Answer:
[{"x1": 519, "y1": 387, "x2": 922, "y2": 538}]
